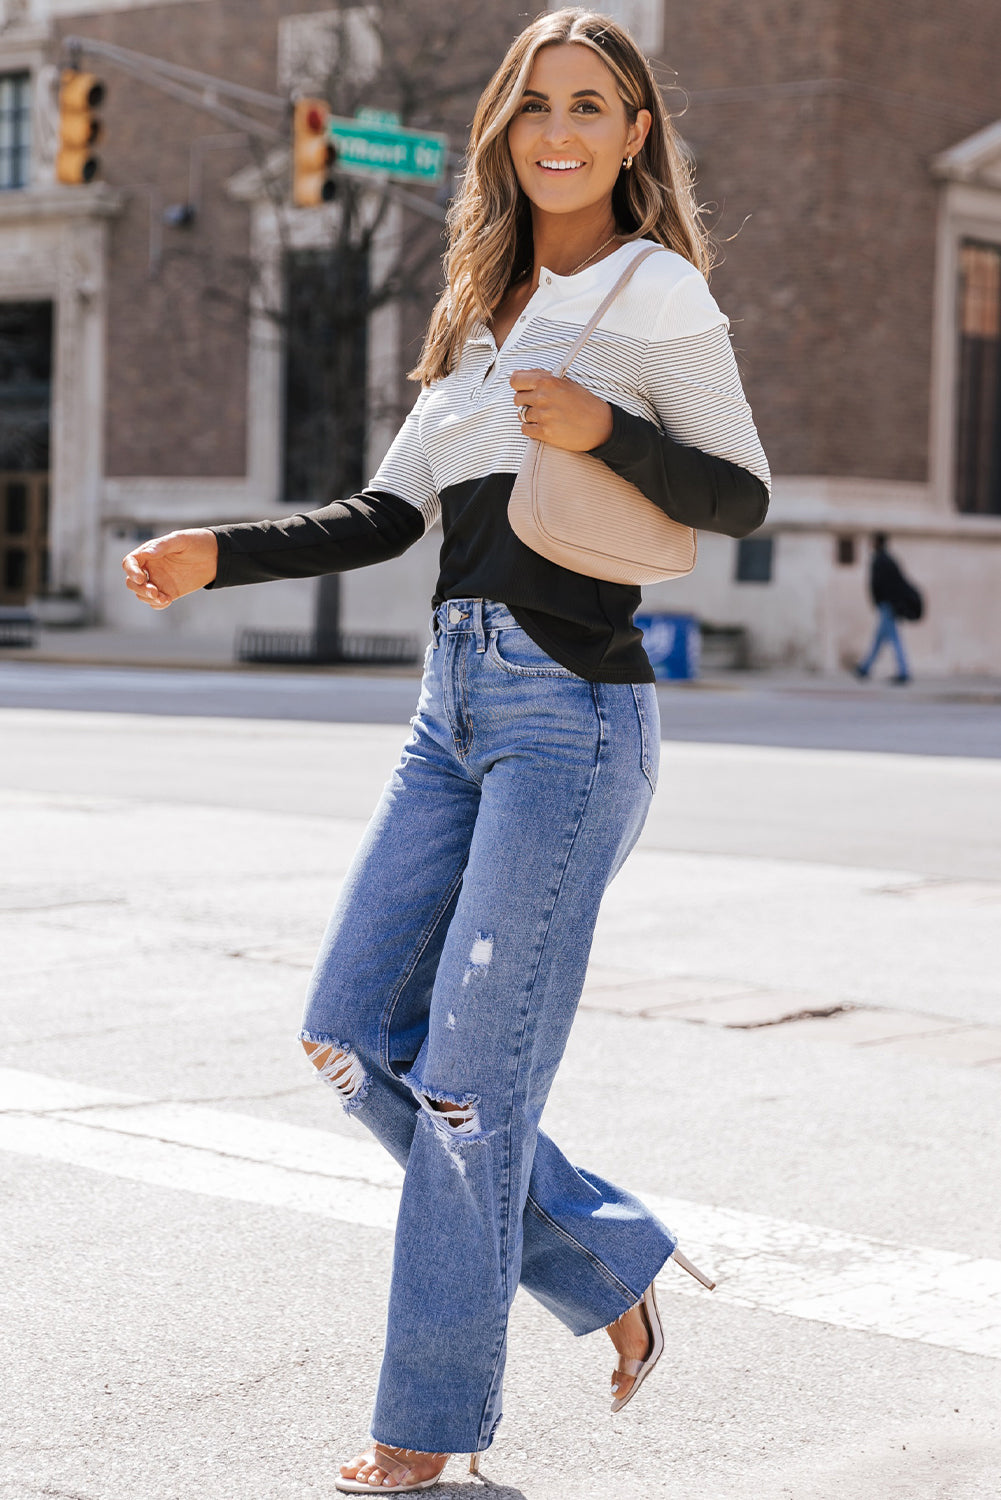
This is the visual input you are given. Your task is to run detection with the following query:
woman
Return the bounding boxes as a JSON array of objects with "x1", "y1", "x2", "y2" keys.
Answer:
[{"x1": 123, "y1": 9, "x2": 770, "y2": 1492}]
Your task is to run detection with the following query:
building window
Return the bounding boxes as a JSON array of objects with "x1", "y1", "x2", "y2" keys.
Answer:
[
  {"x1": 735, "y1": 536, "x2": 773, "y2": 583},
  {"x1": 0, "y1": 72, "x2": 31, "y2": 191},
  {"x1": 836, "y1": 535, "x2": 856, "y2": 566},
  {"x1": 955, "y1": 239, "x2": 1001, "y2": 515}
]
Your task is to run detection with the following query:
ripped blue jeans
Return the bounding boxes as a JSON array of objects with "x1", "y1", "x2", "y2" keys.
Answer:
[{"x1": 300, "y1": 599, "x2": 676, "y2": 1455}]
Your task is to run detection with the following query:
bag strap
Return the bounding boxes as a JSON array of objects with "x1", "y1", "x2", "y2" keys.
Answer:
[{"x1": 557, "y1": 243, "x2": 663, "y2": 377}]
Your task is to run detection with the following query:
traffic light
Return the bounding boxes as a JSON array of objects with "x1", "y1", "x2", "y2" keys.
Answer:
[
  {"x1": 56, "y1": 69, "x2": 104, "y2": 184},
  {"x1": 293, "y1": 98, "x2": 336, "y2": 207}
]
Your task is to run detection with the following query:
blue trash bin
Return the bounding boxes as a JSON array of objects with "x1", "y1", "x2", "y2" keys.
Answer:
[{"x1": 635, "y1": 613, "x2": 700, "y2": 680}]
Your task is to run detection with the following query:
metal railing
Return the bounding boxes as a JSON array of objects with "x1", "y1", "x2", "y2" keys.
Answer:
[
  {"x1": 236, "y1": 628, "x2": 420, "y2": 666},
  {"x1": 0, "y1": 605, "x2": 37, "y2": 647}
]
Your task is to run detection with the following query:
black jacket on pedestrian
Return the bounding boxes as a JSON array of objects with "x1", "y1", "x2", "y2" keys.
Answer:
[{"x1": 870, "y1": 549, "x2": 922, "y2": 620}]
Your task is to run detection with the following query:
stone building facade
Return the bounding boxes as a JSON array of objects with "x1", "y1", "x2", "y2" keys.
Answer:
[{"x1": 0, "y1": 0, "x2": 999, "y2": 672}]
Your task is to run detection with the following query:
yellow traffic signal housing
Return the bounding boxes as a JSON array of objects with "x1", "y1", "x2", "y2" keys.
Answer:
[
  {"x1": 293, "y1": 98, "x2": 336, "y2": 207},
  {"x1": 56, "y1": 70, "x2": 105, "y2": 184}
]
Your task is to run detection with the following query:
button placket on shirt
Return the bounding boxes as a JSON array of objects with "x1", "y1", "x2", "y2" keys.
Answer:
[{"x1": 469, "y1": 278, "x2": 557, "y2": 402}]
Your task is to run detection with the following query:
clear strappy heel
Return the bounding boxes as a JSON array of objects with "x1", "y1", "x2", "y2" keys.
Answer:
[
  {"x1": 334, "y1": 1444, "x2": 481, "y2": 1493},
  {"x1": 610, "y1": 1248, "x2": 716, "y2": 1413}
]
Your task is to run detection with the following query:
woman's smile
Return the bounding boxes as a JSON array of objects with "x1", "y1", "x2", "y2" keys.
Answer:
[{"x1": 536, "y1": 157, "x2": 586, "y2": 173}]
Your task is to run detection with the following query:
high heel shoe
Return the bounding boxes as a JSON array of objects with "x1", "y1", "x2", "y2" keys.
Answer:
[
  {"x1": 334, "y1": 1445, "x2": 481, "y2": 1493},
  {"x1": 610, "y1": 1281, "x2": 664, "y2": 1413},
  {"x1": 610, "y1": 1248, "x2": 716, "y2": 1414}
]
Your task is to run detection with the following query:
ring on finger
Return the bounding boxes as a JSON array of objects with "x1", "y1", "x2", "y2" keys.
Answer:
[{"x1": 517, "y1": 404, "x2": 531, "y2": 424}]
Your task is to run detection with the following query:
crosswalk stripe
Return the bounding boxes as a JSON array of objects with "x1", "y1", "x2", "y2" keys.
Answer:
[{"x1": 1, "y1": 1068, "x2": 998, "y2": 1361}]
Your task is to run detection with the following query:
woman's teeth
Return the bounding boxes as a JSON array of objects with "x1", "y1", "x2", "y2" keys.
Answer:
[{"x1": 539, "y1": 160, "x2": 584, "y2": 170}]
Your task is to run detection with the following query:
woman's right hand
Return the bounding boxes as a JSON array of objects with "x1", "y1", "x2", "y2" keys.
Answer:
[{"x1": 121, "y1": 528, "x2": 219, "y2": 609}]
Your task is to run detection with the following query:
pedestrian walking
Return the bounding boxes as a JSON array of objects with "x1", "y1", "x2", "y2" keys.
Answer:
[
  {"x1": 854, "y1": 532, "x2": 923, "y2": 684},
  {"x1": 122, "y1": 9, "x2": 771, "y2": 1491}
]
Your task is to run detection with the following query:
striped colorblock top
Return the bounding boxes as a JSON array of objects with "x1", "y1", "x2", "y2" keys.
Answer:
[{"x1": 210, "y1": 238, "x2": 771, "y2": 682}]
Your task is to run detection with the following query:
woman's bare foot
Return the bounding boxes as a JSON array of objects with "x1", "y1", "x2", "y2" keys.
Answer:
[
  {"x1": 606, "y1": 1296, "x2": 653, "y2": 1404},
  {"x1": 338, "y1": 1443, "x2": 449, "y2": 1490}
]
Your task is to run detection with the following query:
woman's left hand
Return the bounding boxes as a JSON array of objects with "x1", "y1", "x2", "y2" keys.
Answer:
[{"x1": 510, "y1": 369, "x2": 614, "y2": 452}]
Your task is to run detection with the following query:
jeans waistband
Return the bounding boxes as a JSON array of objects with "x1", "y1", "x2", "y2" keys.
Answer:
[{"x1": 432, "y1": 598, "x2": 517, "y2": 651}]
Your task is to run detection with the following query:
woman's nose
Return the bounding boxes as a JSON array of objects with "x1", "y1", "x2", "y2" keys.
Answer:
[{"x1": 539, "y1": 112, "x2": 573, "y2": 146}]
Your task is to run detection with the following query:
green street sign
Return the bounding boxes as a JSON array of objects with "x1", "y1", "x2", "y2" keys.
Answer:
[{"x1": 328, "y1": 116, "x2": 448, "y2": 185}]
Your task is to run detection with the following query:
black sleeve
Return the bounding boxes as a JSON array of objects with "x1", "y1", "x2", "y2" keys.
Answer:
[
  {"x1": 205, "y1": 489, "x2": 426, "y2": 590},
  {"x1": 588, "y1": 404, "x2": 770, "y2": 540}
]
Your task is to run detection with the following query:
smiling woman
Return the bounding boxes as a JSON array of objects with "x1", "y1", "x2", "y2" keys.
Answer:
[
  {"x1": 121, "y1": 8, "x2": 768, "y2": 1495},
  {"x1": 413, "y1": 9, "x2": 710, "y2": 385}
]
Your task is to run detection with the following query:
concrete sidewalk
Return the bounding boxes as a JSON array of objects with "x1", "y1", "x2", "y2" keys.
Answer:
[{"x1": 2, "y1": 622, "x2": 1000, "y2": 704}]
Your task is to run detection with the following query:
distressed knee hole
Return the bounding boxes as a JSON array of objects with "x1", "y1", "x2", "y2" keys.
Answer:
[
  {"x1": 423, "y1": 1095, "x2": 480, "y2": 1136},
  {"x1": 426, "y1": 1098, "x2": 480, "y2": 1128},
  {"x1": 410, "y1": 1087, "x2": 485, "y2": 1176},
  {"x1": 301, "y1": 1039, "x2": 367, "y2": 1102}
]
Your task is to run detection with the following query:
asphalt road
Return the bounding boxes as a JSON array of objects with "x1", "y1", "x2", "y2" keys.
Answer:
[
  {"x1": 1, "y1": 692, "x2": 999, "y2": 1500},
  {"x1": 1, "y1": 659, "x2": 1000, "y2": 757}
]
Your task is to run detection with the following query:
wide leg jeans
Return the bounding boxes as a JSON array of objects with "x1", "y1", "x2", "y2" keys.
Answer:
[
  {"x1": 859, "y1": 600, "x2": 910, "y2": 678},
  {"x1": 300, "y1": 600, "x2": 677, "y2": 1454}
]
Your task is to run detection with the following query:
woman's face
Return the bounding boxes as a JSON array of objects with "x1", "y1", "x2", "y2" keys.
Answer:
[{"x1": 506, "y1": 42, "x2": 650, "y2": 218}]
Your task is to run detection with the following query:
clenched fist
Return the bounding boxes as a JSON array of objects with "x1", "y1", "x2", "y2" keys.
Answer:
[{"x1": 121, "y1": 528, "x2": 219, "y2": 609}]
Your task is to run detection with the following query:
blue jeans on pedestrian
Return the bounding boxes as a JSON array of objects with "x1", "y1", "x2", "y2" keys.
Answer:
[
  {"x1": 858, "y1": 601, "x2": 909, "y2": 678},
  {"x1": 299, "y1": 599, "x2": 676, "y2": 1455}
]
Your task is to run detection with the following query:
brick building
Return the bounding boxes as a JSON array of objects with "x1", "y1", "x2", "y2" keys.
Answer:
[{"x1": 0, "y1": 0, "x2": 999, "y2": 672}]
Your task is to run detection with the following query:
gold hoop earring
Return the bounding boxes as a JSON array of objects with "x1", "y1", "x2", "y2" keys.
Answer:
[{"x1": 622, "y1": 154, "x2": 633, "y2": 170}]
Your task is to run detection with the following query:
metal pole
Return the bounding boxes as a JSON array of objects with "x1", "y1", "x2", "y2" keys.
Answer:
[
  {"x1": 60, "y1": 36, "x2": 284, "y2": 141},
  {"x1": 61, "y1": 36, "x2": 287, "y2": 114}
]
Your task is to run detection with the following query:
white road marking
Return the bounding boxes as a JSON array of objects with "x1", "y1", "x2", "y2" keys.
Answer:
[{"x1": 2, "y1": 1068, "x2": 999, "y2": 1361}]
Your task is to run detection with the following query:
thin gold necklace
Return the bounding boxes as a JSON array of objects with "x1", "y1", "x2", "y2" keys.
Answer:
[
  {"x1": 567, "y1": 232, "x2": 620, "y2": 277},
  {"x1": 511, "y1": 233, "x2": 622, "y2": 288}
]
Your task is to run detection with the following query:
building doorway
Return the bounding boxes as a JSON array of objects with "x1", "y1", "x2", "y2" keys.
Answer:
[{"x1": 0, "y1": 301, "x2": 52, "y2": 605}]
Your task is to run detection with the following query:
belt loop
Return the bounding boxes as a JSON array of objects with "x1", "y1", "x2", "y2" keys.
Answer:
[
  {"x1": 472, "y1": 598, "x2": 486, "y2": 653},
  {"x1": 430, "y1": 609, "x2": 441, "y2": 648}
]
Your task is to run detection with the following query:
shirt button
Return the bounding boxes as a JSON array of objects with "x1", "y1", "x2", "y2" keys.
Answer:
[
  {"x1": 518, "y1": 315, "x2": 526, "y2": 322},
  {"x1": 544, "y1": 275, "x2": 552, "y2": 284}
]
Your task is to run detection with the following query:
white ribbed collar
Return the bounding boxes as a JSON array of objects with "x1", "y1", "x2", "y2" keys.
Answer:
[
  {"x1": 468, "y1": 237, "x2": 658, "y2": 348},
  {"x1": 538, "y1": 235, "x2": 656, "y2": 295}
]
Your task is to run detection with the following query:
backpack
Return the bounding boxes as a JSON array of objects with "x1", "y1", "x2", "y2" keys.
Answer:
[{"x1": 896, "y1": 580, "x2": 924, "y2": 622}]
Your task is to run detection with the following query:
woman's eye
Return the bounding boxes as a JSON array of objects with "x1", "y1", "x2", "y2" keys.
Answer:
[{"x1": 518, "y1": 100, "x2": 599, "y2": 115}]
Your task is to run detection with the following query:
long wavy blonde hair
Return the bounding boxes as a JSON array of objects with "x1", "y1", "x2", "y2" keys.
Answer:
[{"x1": 410, "y1": 7, "x2": 713, "y2": 386}]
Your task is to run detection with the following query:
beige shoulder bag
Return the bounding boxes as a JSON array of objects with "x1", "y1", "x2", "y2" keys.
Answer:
[{"x1": 507, "y1": 244, "x2": 697, "y2": 587}]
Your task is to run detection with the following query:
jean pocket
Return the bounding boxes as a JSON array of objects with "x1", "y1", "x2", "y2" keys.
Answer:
[
  {"x1": 630, "y1": 683, "x2": 660, "y2": 793},
  {"x1": 487, "y1": 626, "x2": 579, "y2": 678}
]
